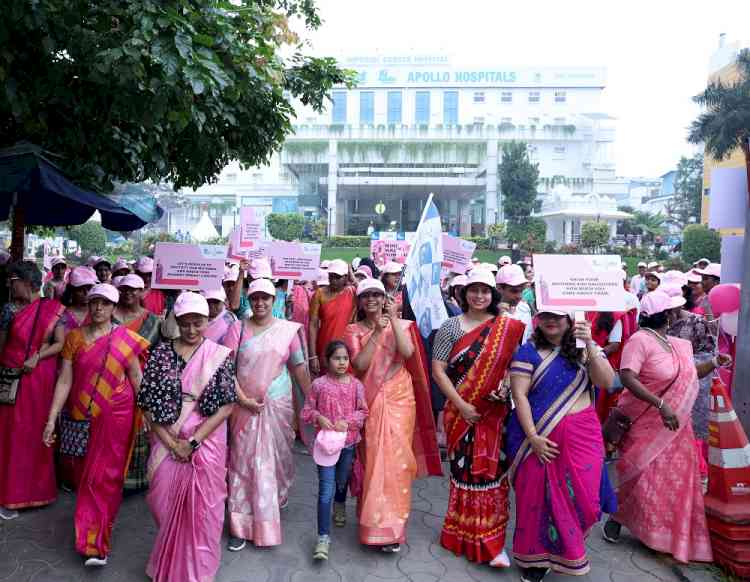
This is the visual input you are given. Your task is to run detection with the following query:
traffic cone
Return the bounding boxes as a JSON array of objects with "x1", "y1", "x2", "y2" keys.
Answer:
[{"x1": 704, "y1": 377, "x2": 750, "y2": 522}]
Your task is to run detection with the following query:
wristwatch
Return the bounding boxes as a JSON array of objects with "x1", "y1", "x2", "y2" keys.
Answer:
[{"x1": 188, "y1": 437, "x2": 201, "y2": 450}]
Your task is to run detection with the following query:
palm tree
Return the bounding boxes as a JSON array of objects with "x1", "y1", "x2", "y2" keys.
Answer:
[
  {"x1": 631, "y1": 210, "x2": 667, "y2": 243},
  {"x1": 688, "y1": 47, "x2": 750, "y2": 432}
]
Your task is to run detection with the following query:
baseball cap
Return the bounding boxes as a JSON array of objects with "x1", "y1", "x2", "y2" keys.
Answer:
[
  {"x1": 685, "y1": 270, "x2": 702, "y2": 283},
  {"x1": 695, "y1": 263, "x2": 721, "y2": 278},
  {"x1": 135, "y1": 257, "x2": 154, "y2": 274},
  {"x1": 173, "y1": 291, "x2": 209, "y2": 317},
  {"x1": 327, "y1": 259, "x2": 348, "y2": 277},
  {"x1": 637, "y1": 261, "x2": 647, "y2": 268},
  {"x1": 496, "y1": 264, "x2": 527, "y2": 287},
  {"x1": 465, "y1": 269, "x2": 497, "y2": 289},
  {"x1": 498, "y1": 256, "x2": 512, "y2": 266},
  {"x1": 316, "y1": 268, "x2": 330, "y2": 286},
  {"x1": 313, "y1": 430, "x2": 347, "y2": 467},
  {"x1": 69, "y1": 266, "x2": 98, "y2": 287},
  {"x1": 355, "y1": 265, "x2": 373, "y2": 279},
  {"x1": 87, "y1": 283, "x2": 119, "y2": 304},
  {"x1": 661, "y1": 270, "x2": 688, "y2": 288},
  {"x1": 449, "y1": 275, "x2": 468, "y2": 288},
  {"x1": 51, "y1": 257, "x2": 67, "y2": 268},
  {"x1": 381, "y1": 261, "x2": 403, "y2": 275},
  {"x1": 112, "y1": 258, "x2": 130, "y2": 272},
  {"x1": 357, "y1": 278, "x2": 386, "y2": 296},
  {"x1": 202, "y1": 288, "x2": 227, "y2": 302},
  {"x1": 116, "y1": 274, "x2": 145, "y2": 289},
  {"x1": 641, "y1": 290, "x2": 671, "y2": 316},
  {"x1": 248, "y1": 278, "x2": 276, "y2": 298}
]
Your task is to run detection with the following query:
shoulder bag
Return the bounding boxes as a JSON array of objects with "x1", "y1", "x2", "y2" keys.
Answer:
[{"x1": 0, "y1": 300, "x2": 44, "y2": 405}]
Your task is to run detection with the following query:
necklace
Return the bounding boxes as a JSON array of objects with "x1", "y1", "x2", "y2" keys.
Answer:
[{"x1": 643, "y1": 327, "x2": 671, "y2": 351}]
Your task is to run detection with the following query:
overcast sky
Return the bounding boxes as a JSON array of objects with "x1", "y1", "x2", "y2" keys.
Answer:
[{"x1": 297, "y1": 0, "x2": 750, "y2": 178}]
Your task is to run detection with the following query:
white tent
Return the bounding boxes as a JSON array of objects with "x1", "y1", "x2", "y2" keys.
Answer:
[{"x1": 190, "y1": 211, "x2": 219, "y2": 242}]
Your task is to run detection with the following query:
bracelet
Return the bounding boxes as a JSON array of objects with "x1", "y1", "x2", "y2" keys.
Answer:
[
  {"x1": 657, "y1": 398, "x2": 664, "y2": 410},
  {"x1": 308, "y1": 356, "x2": 318, "y2": 361},
  {"x1": 712, "y1": 356, "x2": 721, "y2": 369}
]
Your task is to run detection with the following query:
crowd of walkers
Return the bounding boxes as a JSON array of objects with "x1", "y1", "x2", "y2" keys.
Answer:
[{"x1": 0, "y1": 251, "x2": 735, "y2": 582}]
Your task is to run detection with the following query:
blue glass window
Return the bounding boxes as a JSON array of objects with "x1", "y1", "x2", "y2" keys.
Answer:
[
  {"x1": 387, "y1": 91, "x2": 402, "y2": 125},
  {"x1": 360, "y1": 91, "x2": 374, "y2": 124},
  {"x1": 332, "y1": 91, "x2": 347, "y2": 123},
  {"x1": 443, "y1": 91, "x2": 458, "y2": 125},
  {"x1": 415, "y1": 91, "x2": 430, "y2": 125}
]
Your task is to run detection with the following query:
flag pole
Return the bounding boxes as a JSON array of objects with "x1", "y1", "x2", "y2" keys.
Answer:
[{"x1": 391, "y1": 193, "x2": 434, "y2": 298}]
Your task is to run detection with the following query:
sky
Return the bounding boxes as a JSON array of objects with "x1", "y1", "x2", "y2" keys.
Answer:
[{"x1": 295, "y1": 0, "x2": 750, "y2": 178}]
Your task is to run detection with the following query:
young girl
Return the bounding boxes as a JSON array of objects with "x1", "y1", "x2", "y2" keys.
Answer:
[{"x1": 301, "y1": 340, "x2": 368, "y2": 560}]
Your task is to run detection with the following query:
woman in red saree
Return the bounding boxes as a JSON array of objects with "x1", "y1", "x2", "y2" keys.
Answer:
[
  {"x1": 309, "y1": 259, "x2": 356, "y2": 376},
  {"x1": 44, "y1": 284, "x2": 148, "y2": 567},
  {"x1": 585, "y1": 311, "x2": 629, "y2": 423},
  {"x1": 0, "y1": 261, "x2": 65, "y2": 520},
  {"x1": 603, "y1": 290, "x2": 730, "y2": 563},
  {"x1": 431, "y1": 269, "x2": 525, "y2": 567},
  {"x1": 344, "y1": 278, "x2": 441, "y2": 553}
]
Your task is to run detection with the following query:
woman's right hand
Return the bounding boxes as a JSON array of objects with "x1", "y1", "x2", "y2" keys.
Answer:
[
  {"x1": 172, "y1": 439, "x2": 193, "y2": 462},
  {"x1": 42, "y1": 420, "x2": 56, "y2": 447},
  {"x1": 318, "y1": 415, "x2": 334, "y2": 430},
  {"x1": 659, "y1": 402, "x2": 679, "y2": 431},
  {"x1": 242, "y1": 397, "x2": 265, "y2": 414},
  {"x1": 529, "y1": 434, "x2": 559, "y2": 463},
  {"x1": 309, "y1": 356, "x2": 320, "y2": 376},
  {"x1": 458, "y1": 401, "x2": 481, "y2": 424}
]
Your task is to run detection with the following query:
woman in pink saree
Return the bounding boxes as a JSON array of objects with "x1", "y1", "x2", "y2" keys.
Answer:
[
  {"x1": 603, "y1": 290, "x2": 731, "y2": 563},
  {"x1": 138, "y1": 292, "x2": 236, "y2": 582},
  {"x1": 202, "y1": 287, "x2": 238, "y2": 344},
  {"x1": 43, "y1": 284, "x2": 147, "y2": 567},
  {"x1": 0, "y1": 261, "x2": 65, "y2": 520},
  {"x1": 344, "y1": 278, "x2": 442, "y2": 553},
  {"x1": 222, "y1": 278, "x2": 312, "y2": 550}
]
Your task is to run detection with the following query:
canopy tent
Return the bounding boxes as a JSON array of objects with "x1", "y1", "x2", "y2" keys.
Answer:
[{"x1": 190, "y1": 211, "x2": 220, "y2": 242}]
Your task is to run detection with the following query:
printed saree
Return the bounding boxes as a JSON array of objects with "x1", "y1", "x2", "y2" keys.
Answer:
[
  {"x1": 66, "y1": 325, "x2": 148, "y2": 557},
  {"x1": 0, "y1": 298, "x2": 64, "y2": 509},
  {"x1": 145, "y1": 340, "x2": 231, "y2": 582},
  {"x1": 440, "y1": 316, "x2": 524, "y2": 563},
  {"x1": 505, "y1": 344, "x2": 603, "y2": 576}
]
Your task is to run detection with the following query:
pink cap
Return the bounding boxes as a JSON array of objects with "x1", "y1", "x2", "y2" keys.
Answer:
[
  {"x1": 249, "y1": 257, "x2": 272, "y2": 279},
  {"x1": 93, "y1": 257, "x2": 110, "y2": 268},
  {"x1": 69, "y1": 266, "x2": 98, "y2": 287},
  {"x1": 135, "y1": 257, "x2": 154, "y2": 274},
  {"x1": 498, "y1": 255, "x2": 511, "y2": 266},
  {"x1": 113, "y1": 258, "x2": 130, "y2": 272},
  {"x1": 112, "y1": 276, "x2": 124, "y2": 288},
  {"x1": 355, "y1": 265, "x2": 373, "y2": 278},
  {"x1": 538, "y1": 308, "x2": 570, "y2": 317},
  {"x1": 449, "y1": 275, "x2": 468, "y2": 288},
  {"x1": 51, "y1": 257, "x2": 67, "y2": 268},
  {"x1": 248, "y1": 278, "x2": 276, "y2": 298},
  {"x1": 117, "y1": 274, "x2": 145, "y2": 289},
  {"x1": 663, "y1": 287, "x2": 687, "y2": 309},
  {"x1": 356, "y1": 278, "x2": 386, "y2": 296},
  {"x1": 686, "y1": 270, "x2": 702, "y2": 283},
  {"x1": 327, "y1": 259, "x2": 348, "y2": 277},
  {"x1": 173, "y1": 291, "x2": 209, "y2": 317},
  {"x1": 641, "y1": 290, "x2": 672, "y2": 316},
  {"x1": 661, "y1": 270, "x2": 687, "y2": 288},
  {"x1": 202, "y1": 288, "x2": 227, "y2": 302},
  {"x1": 313, "y1": 430, "x2": 348, "y2": 467},
  {"x1": 496, "y1": 264, "x2": 527, "y2": 287},
  {"x1": 637, "y1": 261, "x2": 647, "y2": 268},
  {"x1": 645, "y1": 271, "x2": 662, "y2": 280},
  {"x1": 381, "y1": 261, "x2": 403, "y2": 275},
  {"x1": 87, "y1": 283, "x2": 119, "y2": 304},
  {"x1": 695, "y1": 263, "x2": 721, "y2": 278},
  {"x1": 86, "y1": 256, "x2": 100, "y2": 267},
  {"x1": 466, "y1": 269, "x2": 497, "y2": 289},
  {"x1": 320, "y1": 260, "x2": 331, "y2": 269}
]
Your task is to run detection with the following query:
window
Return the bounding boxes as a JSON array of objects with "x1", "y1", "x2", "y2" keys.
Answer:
[
  {"x1": 473, "y1": 116, "x2": 485, "y2": 125},
  {"x1": 387, "y1": 91, "x2": 402, "y2": 124},
  {"x1": 555, "y1": 90, "x2": 567, "y2": 103},
  {"x1": 443, "y1": 91, "x2": 459, "y2": 125},
  {"x1": 528, "y1": 91, "x2": 540, "y2": 104},
  {"x1": 359, "y1": 91, "x2": 374, "y2": 124},
  {"x1": 473, "y1": 91, "x2": 485, "y2": 103},
  {"x1": 332, "y1": 91, "x2": 347, "y2": 123},
  {"x1": 529, "y1": 117, "x2": 540, "y2": 126},
  {"x1": 415, "y1": 91, "x2": 430, "y2": 125},
  {"x1": 553, "y1": 145, "x2": 566, "y2": 158},
  {"x1": 500, "y1": 91, "x2": 513, "y2": 103},
  {"x1": 553, "y1": 117, "x2": 566, "y2": 124}
]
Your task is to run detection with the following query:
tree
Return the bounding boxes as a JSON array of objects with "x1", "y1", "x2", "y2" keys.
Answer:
[
  {"x1": 69, "y1": 221, "x2": 107, "y2": 255},
  {"x1": 666, "y1": 153, "x2": 703, "y2": 228},
  {"x1": 267, "y1": 213, "x2": 304, "y2": 241},
  {"x1": 505, "y1": 217, "x2": 546, "y2": 254},
  {"x1": 632, "y1": 210, "x2": 667, "y2": 243},
  {"x1": 688, "y1": 48, "x2": 750, "y2": 433},
  {"x1": 580, "y1": 221, "x2": 611, "y2": 252},
  {"x1": 0, "y1": 1, "x2": 354, "y2": 192},
  {"x1": 500, "y1": 141, "x2": 541, "y2": 243},
  {"x1": 681, "y1": 224, "x2": 720, "y2": 270}
]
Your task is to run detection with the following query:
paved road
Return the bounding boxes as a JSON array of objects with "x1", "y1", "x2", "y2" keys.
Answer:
[{"x1": 0, "y1": 445, "x2": 729, "y2": 581}]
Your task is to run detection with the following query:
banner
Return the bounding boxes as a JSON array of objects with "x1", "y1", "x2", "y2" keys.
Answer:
[
  {"x1": 152, "y1": 242, "x2": 226, "y2": 291},
  {"x1": 239, "y1": 207, "x2": 264, "y2": 248},
  {"x1": 268, "y1": 241, "x2": 321, "y2": 281},
  {"x1": 709, "y1": 167, "x2": 748, "y2": 230},
  {"x1": 533, "y1": 254, "x2": 626, "y2": 312},
  {"x1": 405, "y1": 195, "x2": 448, "y2": 338},
  {"x1": 441, "y1": 234, "x2": 476, "y2": 274}
]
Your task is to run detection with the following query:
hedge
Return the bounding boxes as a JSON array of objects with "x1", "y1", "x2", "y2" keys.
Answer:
[{"x1": 323, "y1": 236, "x2": 372, "y2": 248}]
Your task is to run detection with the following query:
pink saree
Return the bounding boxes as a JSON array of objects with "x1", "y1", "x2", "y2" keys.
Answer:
[
  {"x1": 616, "y1": 331, "x2": 712, "y2": 563},
  {"x1": 0, "y1": 298, "x2": 64, "y2": 509},
  {"x1": 222, "y1": 319, "x2": 306, "y2": 546},
  {"x1": 203, "y1": 309, "x2": 237, "y2": 344},
  {"x1": 65, "y1": 325, "x2": 148, "y2": 557},
  {"x1": 145, "y1": 340, "x2": 232, "y2": 582}
]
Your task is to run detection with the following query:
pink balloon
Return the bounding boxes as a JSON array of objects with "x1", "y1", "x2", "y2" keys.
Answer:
[{"x1": 709, "y1": 283, "x2": 741, "y2": 317}]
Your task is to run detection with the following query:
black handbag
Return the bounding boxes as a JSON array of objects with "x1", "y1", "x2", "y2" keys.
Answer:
[
  {"x1": 0, "y1": 301, "x2": 44, "y2": 405},
  {"x1": 59, "y1": 329, "x2": 113, "y2": 457}
]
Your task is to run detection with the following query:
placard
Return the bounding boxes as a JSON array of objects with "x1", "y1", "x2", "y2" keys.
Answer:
[
  {"x1": 441, "y1": 234, "x2": 476, "y2": 274},
  {"x1": 709, "y1": 167, "x2": 748, "y2": 230},
  {"x1": 268, "y1": 241, "x2": 321, "y2": 281},
  {"x1": 533, "y1": 254, "x2": 626, "y2": 312},
  {"x1": 371, "y1": 239, "x2": 411, "y2": 267},
  {"x1": 239, "y1": 207, "x2": 264, "y2": 248},
  {"x1": 152, "y1": 242, "x2": 226, "y2": 291}
]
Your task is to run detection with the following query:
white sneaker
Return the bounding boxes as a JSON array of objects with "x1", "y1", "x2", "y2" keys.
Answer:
[
  {"x1": 84, "y1": 556, "x2": 107, "y2": 567},
  {"x1": 489, "y1": 548, "x2": 511, "y2": 568},
  {"x1": 0, "y1": 506, "x2": 19, "y2": 520}
]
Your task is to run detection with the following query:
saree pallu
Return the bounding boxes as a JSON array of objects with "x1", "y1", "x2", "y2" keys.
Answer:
[
  {"x1": 615, "y1": 335, "x2": 712, "y2": 563},
  {"x1": 225, "y1": 319, "x2": 304, "y2": 546},
  {"x1": 440, "y1": 316, "x2": 524, "y2": 563},
  {"x1": 146, "y1": 341, "x2": 231, "y2": 582},
  {"x1": 506, "y1": 346, "x2": 602, "y2": 576},
  {"x1": 0, "y1": 298, "x2": 64, "y2": 509},
  {"x1": 70, "y1": 326, "x2": 148, "y2": 557},
  {"x1": 203, "y1": 310, "x2": 236, "y2": 344},
  {"x1": 315, "y1": 287, "x2": 355, "y2": 372}
]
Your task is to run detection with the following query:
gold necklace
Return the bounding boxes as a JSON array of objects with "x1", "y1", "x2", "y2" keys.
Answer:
[{"x1": 643, "y1": 327, "x2": 671, "y2": 351}]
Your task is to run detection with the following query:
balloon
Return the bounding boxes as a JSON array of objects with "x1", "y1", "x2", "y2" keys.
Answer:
[
  {"x1": 709, "y1": 284, "x2": 741, "y2": 317},
  {"x1": 721, "y1": 311, "x2": 739, "y2": 337}
]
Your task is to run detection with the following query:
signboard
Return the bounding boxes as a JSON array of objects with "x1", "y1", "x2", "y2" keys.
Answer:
[
  {"x1": 441, "y1": 234, "x2": 476, "y2": 274},
  {"x1": 239, "y1": 207, "x2": 264, "y2": 248},
  {"x1": 371, "y1": 239, "x2": 411, "y2": 266},
  {"x1": 268, "y1": 241, "x2": 321, "y2": 281},
  {"x1": 709, "y1": 167, "x2": 748, "y2": 230},
  {"x1": 152, "y1": 242, "x2": 226, "y2": 291},
  {"x1": 533, "y1": 254, "x2": 626, "y2": 312},
  {"x1": 720, "y1": 235, "x2": 744, "y2": 285}
]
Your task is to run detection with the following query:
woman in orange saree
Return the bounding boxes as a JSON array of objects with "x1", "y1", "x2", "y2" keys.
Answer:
[
  {"x1": 0, "y1": 261, "x2": 65, "y2": 520},
  {"x1": 44, "y1": 284, "x2": 148, "y2": 567},
  {"x1": 344, "y1": 278, "x2": 441, "y2": 553}
]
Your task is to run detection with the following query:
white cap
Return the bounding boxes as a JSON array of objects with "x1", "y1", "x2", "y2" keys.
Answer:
[
  {"x1": 465, "y1": 269, "x2": 497, "y2": 289},
  {"x1": 116, "y1": 274, "x2": 145, "y2": 289},
  {"x1": 327, "y1": 259, "x2": 348, "y2": 277},
  {"x1": 248, "y1": 279, "x2": 276, "y2": 298},
  {"x1": 356, "y1": 278, "x2": 386, "y2": 296},
  {"x1": 647, "y1": 261, "x2": 659, "y2": 270},
  {"x1": 381, "y1": 261, "x2": 403, "y2": 275},
  {"x1": 496, "y1": 264, "x2": 527, "y2": 287},
  {"x1": 498, "y1": 256, "x2": 511, "y2": 266},
  {"x1": 173, "y1": 291, "x2": 209, "y2": 317},
  {"x1": 637, "y1": 261, "x2": 647, "y2": 268},
  {"x1": 449, "y1": 275, "x2": 468, "y2": 288},
  {"x1": 695, "y1": 263, "x2": 721, "y2": 279},
  {"x1": 202, "y1": 288, "x2": 227, "y2": 302}
]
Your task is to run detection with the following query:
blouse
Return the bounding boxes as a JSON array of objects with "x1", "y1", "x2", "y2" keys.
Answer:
[
  {"x1": 432, "y1": 316, "x2": 466, "y2": 362},
  {"x1": 668, "y1": 312, "x2": 715, "y2": 357},
  {"x1": 300, "y1": 374, "x2": 369, "y2": 448},
  {"x1": 137, "y1": 341, "x2": 237, "y2": 425}
]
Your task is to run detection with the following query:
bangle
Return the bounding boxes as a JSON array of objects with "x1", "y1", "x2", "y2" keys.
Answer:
[
  {"x1": 308, "y1": 356, "x2": 318, "y2": 361},
  {"x1": 657, "y1": 398, "x2": 664, "y2": 410},
  {"x1": 712, "y1": 356, "x2": 721, "y2": 368}
]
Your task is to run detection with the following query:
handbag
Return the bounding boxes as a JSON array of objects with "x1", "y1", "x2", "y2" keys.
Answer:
[
  {"x1": 602, "y1": 342, "x2": 681, "y2": 447},
  {"x1": 59, "y1": 329, "x2": 113, "y2": 457},
  {"x1": 0, "y1": 300, "x2": 44, "y2": 405}
]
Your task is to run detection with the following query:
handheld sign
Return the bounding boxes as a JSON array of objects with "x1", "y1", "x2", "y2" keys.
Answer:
[
  {"x1": 268, "y1": 241, "x2": 321, "y2": 281},
  {"x1": 239, "y1": 207, "x2": 264, "y2": 248},
  {"x1": 152, "y1": 242, "x2": 226, "y2": 291},
  {"x1": 441, "y1": 234, "x2": 476, "y2": 274}
]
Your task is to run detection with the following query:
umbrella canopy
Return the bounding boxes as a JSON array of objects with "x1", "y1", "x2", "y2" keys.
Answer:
[
  {"x1": 0, "y1": 145, "x2": 163, "y2": 231},
  {"x1": 191, "y1": 211, "x2": 220, "y2": 242}
]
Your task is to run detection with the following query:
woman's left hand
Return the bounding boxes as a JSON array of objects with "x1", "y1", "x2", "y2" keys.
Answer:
[
  {"x1": 572, "y1": 320, "x2": 593, "y2": 345},
  {"x1": 23, "y1": 352, "x2": 40, "y2": 373},
  {"x1": 716, "y1": 353, "x2": 733, "y2": 368},
  {"x1": 659, "y1": 402, "x2": 679, "y2": 431},
  {"x1": 383, "y1": 297, "x2": 398, "y2": 320},
  {"x1": 172, "y1": 439, "x2": 193, "y2": 462}
]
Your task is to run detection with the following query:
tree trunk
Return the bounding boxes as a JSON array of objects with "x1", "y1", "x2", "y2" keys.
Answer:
[
  {"x1": 734, "y1": 146, "x2": 750, "y2": 436},
  {"x1": 10, "y1": 202, "x2": 25, "y2": 262}
]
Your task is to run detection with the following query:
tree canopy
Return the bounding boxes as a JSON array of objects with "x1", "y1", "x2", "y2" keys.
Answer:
[
  {"x1": 0, "y1": 1, "x2": 355, "y2": 192},
  {"x1": 580, "y1": 221, "x2": 610, "y2": 252},
  {"x1": 666, "y1": 153, "x2": 703, "y2": 228},
  {"x1": 499, "y1": 141, "x2": 541, "y2": 244}
]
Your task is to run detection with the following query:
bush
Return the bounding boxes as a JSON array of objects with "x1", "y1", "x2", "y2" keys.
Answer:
[
  {"x1": 580, "y1": 221, "x2": 611, "y2": 252},
  {"x1": 69, "y1": 221, "x2": 107, "y2": 255},
  {"x1": 506, "y1": 217, "x2": 547, "y2": 246},
  {"x1": 464, "y1": 236, "x2": 493, "y2": 250},
  {"x1": 558, "y1": 243, "x2": 581, "y2": 255},
  {"x1": 682, "y1": 225, "x2": 720, "y2": 266},
  {"x1": 323, "y1": 236, "x2": 371, "y2": 248},
  {"x1": 266, "y1": 213, "x2": 304, "y2": 241}
]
